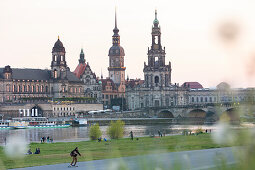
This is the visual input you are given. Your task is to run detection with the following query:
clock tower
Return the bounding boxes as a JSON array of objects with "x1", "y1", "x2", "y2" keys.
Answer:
[{"x1": 108, "y1": 10, "x2": 126, "y2": 92}]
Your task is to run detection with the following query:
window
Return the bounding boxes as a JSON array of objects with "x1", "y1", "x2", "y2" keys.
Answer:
[
  {"x1": 36, "y1": 85, "x2": 39, "y2": 93},
  {"x1": 191, "y1": 97, "x2": 194, "y2": 102},
  {"x1": 45, "y1": 86, "x2": 48, "y2": 93},
  {"x1": 209, "y1": 97, "x2": 212, "y2": 102},
  {"x1": 155, "y1": 76, "x2": 159, "y2": 84},
  {"x1": 205, "y1": 97, "x2": 208, "y2": 102},
  {"x1": 102, "y1": 94, "x2": 104, "y2": 99},
  {"x1": 106, "y1": 95, "x2": 109, "y2": 99},
  {"x1": 54, "y1": 70, "x2": 57, "y2": 78},
  {"x1": 200, "y1": 97, "x2": 203, "y2": 102},
  {"x1": 13, "y1": 85, "x2": 16, "y2": 92}
]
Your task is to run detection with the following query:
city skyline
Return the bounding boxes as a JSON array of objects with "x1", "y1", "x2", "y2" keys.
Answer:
[{"x1": 1, "y1": 0, "x2": 255, "y2": 88}]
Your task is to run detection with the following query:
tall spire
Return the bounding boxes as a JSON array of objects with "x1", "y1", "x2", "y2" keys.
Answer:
[
  {"x1": 115, "y1": 7, "x2": 117, "y2": 29},
  {"x1": 113, "y1": 7, "x2": 119, "y2": 35}
]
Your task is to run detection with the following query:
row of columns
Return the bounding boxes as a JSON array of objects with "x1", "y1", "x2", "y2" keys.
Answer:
[{"x1": 19, "y1": 109, "x2": 38, "y2": 117}]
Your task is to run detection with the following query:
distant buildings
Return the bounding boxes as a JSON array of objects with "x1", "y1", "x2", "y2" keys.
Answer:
[
  {"x1": 0, "y1": 10, "x2": 254, "y2": 118},
  {"x1": 125, "y1": 11, "x2": 255, "y2": 111}
]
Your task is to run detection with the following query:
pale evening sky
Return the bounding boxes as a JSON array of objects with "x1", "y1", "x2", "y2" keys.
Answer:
[{"x1": 1, "y1": 0, "x2": 255, "y2": 88}]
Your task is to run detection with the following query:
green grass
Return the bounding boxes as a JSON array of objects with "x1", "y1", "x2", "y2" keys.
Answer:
[{"x1": 0, "y1": 134, "x2": 231, "y2": 169}]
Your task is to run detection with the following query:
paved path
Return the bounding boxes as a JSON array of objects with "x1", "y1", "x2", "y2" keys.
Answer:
[{"x1": 13, "y1": 147, "x2": 237, "y2": 170}]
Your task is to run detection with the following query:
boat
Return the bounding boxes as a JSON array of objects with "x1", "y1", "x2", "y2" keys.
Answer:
[
  {"x1": 0, "y1": 121, "x2": 11, "y2": 129},
  {"x1": 9, "y1": 117, "x2": 70, "y2": 129}
]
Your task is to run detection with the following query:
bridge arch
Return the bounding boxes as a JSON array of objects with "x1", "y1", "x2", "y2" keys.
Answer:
[
  {"x1": 188, "y1": 109, "x2": 207, "y2": 118},
  {"x1": 158, "y1": 110, "x2": 174, "y2": 118}
]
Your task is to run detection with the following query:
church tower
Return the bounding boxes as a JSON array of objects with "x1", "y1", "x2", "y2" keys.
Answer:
[
  {"x1": 51, "y1": 37, "x2": 67, "y2": 80},
  {"x1": 108, "y1": 10, "x2": 126, "y2": 90},
  {"x1": 143, "y1": 10, "x2": 172, "y2": 88}
]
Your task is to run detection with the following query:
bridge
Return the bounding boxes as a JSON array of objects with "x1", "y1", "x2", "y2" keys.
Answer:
[{"x1": 145, "y1": 103, "x2": 255, "y2": 123}]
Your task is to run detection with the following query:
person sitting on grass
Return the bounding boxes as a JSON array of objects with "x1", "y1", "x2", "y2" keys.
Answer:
[{"x1": 69, "y1": 147, "x2": 81, "y2": 167}]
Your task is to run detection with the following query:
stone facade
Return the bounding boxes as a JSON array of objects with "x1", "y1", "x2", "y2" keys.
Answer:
[
  {"x1": 126, "y1": 11, "x2": 255, "y2": 111},
  {"x1": 73, "y1": 49, "x2": 102, "y2": 102},
  {"x1": 0, "y1": 38, "x2": 85, "y2": 104}
]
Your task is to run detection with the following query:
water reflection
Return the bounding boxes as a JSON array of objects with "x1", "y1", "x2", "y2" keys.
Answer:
[{"x1": 0, "y1": 125, "x2": 218, "y2": 145}]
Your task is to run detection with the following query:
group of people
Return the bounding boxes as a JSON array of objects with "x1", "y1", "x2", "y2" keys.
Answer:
[
  {"x1": 97, "y1": 137, "x2": 107, "y2": 142},
  {"x1": 26, "y1": 148, "x2": 40, "y2": 155},
  {"x1": 40, "y1": 136, "x2": 53, "y2": 143}
]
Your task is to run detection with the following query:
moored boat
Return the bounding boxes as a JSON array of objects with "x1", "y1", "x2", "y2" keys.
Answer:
[{"x1": 10, "y1": 117, "x2": 70, "y2": 129}]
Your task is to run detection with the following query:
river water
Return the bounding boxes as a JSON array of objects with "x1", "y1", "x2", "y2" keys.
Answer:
[{"x1": 0, "y1": 124, "x2": 221, "y2": 145}]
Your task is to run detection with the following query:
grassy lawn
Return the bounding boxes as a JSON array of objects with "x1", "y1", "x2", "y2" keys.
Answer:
[{"x1": 0, "y1": 134, "x2": 231, "y2": 169}]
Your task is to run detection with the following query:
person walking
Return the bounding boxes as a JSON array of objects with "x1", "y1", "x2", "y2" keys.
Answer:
[
  {"x1": 69, "y1": 147, "x2": 81, "y2": 167},
  {"x1": 130, "y1": 131, "x2": 134, "y2": 140}
]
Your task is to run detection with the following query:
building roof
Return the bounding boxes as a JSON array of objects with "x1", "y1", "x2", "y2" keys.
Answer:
[
  {"x1": 0, "y1": 68, "x2": 81, "y2": 82},
  {"x1": 52, "y1": 37, "x2": 65, "y2": 53},
  {"x1": 101, "y1": 78, "x2": 117, "y2": 91},
  {"x1": 73, "y1": 63, "x2": 86, "y2": 79},
  {"x1": 126, "y1": 79, "x2": 144, "y2": 88},
  {"x1": 181, "y1": 82, "x2": 203, "y2": 89}
]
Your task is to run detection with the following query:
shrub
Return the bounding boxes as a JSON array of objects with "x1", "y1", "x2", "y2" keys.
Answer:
[
  {"x1": 89, "y1": 123, "x2": 102, "y2": 140},
  {"x1": 107, "y1": 120, "x2": 125, "y2": 139}
]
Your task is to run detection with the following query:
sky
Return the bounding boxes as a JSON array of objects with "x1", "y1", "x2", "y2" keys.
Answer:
[{"x1": 1, "y1": 0, "x2": 255, "y2": 88}]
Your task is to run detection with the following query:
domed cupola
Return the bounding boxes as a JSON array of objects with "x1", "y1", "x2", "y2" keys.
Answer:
[
  {"x1": 52, "y1": 36, "x2": 65, "y2": 53},
  {"x1": 153, "y1": 10, "x2": 159, "y2": 27}
]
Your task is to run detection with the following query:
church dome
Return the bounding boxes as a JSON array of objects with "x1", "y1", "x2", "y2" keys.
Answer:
[
  {"x1": 52, "y1": 37, "x2": 65, "y2": 53},
  {"x1": 108, "y1": 45, "x2": 125, "y2": 56}
]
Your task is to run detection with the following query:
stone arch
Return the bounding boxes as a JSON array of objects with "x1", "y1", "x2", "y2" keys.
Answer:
[
  {"x1": 222, "y1": 108, "x2": 240, "y2": 122},
  {"x1": 158, "y1": 110, "x2": 174, "y2": 118},
  {"x1": 188, "y1": 109, "x2": 206, "y2": 118}
]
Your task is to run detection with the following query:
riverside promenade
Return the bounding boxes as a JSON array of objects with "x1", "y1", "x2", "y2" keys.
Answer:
[{"x1": 14, "y1": 147, "x2": 236, "y2": 170}]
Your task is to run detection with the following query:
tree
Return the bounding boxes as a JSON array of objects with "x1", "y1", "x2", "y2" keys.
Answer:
[
  {"x1": 89, "y1": 123, "x2": 102, "y2": 140},
  {"x1": 107, "y1": 120, "x2": 125, "y2": 139}
]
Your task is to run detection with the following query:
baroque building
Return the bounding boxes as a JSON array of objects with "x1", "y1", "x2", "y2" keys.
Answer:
[
  {"x1": 101, "y1": 11, "x2": 126, "y2": 108},
  {"x1": 73, "y1": 48, "x2": 102, "y2": 102},
  {"x1": 0, "y1": 38, "x2": 103, "y2": 118},
  {"x1": 126, "y1": 11, "x2": 187, "y2": 110},
  {"x1": 0, "y1": 37, "x2": 84, "y2": 104}
]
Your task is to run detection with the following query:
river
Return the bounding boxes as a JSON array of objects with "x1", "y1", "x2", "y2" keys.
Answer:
[{"x1": 0, "y1": 124, "x2": 222, "y2": 145}]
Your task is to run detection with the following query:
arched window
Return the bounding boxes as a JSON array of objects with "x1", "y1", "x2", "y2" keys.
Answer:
[
  {"x1": 54, "y1": 70, "x2": 57, "y2": 79},
  {"x1": 45, "y1": 86, "x2": 48, "y2": 93},
  {"x1": 6, "y1": 85, "x2": 10, "y2": 92},
  {"x1": 13, "y1": 85, "x2": 16, "y2": 92},
  {"x1": 155, "y1": 76, "x2": 159, "y2": 84},
  {"x1": 18, "y1": 85, "x2": 21, "y2": 92},
  {"x1": 23, "y1": 85, "x2": 26, "y2": 92}
]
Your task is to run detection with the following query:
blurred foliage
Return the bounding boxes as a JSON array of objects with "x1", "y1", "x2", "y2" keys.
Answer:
[
  {"x1": 89, "y1": 123, "x2": 102, "y2": 140},
  {"x1": 107, "y1": 120, "x2": 125, "y2": 139}
]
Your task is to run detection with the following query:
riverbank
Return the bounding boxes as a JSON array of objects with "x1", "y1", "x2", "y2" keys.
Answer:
[{"x1": 0, "y1": 134, "x2": 231, "y2": 169}]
